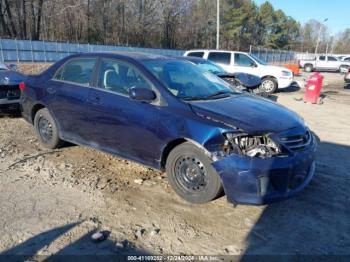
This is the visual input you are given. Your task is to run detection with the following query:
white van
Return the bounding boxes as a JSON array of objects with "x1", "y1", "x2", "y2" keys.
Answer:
[{"x1": 184, "y1": 49, "x2": 293, "y2": 93}]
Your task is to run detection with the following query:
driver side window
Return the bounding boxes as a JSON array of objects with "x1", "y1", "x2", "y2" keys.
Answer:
[
  {"x1": 98, "y1": 59, "x2": 152, "y2": 95},
  {"x1": 234, "y1": 53, "x2": 255, "y2": 67}
]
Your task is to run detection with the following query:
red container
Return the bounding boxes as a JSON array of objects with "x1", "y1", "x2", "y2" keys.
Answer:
[{"x1": 304, "y1": 73, "x2": 324, "y2": 104}]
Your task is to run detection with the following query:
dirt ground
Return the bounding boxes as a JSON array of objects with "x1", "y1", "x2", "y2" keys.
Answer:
[{"x1": 0, "y1": 66, "x2": 350, "y2": 260}]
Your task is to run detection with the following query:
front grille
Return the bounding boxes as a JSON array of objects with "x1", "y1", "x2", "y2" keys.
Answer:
[
  {"x1": 0, "y1": 85, "x2": 20, "y2": 100},
  {"x1": 280, "y1": 131, "x2": 311, "y2": 152}
]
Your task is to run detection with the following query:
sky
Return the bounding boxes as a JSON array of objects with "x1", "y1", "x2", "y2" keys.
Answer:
[{"x1": 254, "y1": 0, "x2": 349, "y2": 35}]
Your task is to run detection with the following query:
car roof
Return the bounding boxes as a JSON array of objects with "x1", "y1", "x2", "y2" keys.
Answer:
[
  {"x1": 70, "y1": 51, "x2": 170, "y2": 61},
  {"x1": 185, "y1": 49, "x2": 246, "y2": 54}
]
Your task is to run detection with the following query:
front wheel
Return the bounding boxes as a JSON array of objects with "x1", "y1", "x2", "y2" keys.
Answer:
[
  {"x1": 260, "y1": 77, "x2": 278, "y2": 94},
  {"x1": 34, "y1": 108, "x2": 63, "y2": 149},
  {"x1": 339, "y1": 65, "x2": 349, "y2": 74},
  {"x1": 165, "y1": 142, "x2": 223, "y2": 204}
]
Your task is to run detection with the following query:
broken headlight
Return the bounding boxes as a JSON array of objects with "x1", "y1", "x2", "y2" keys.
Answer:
[{"x1": 223, "y1": 133, "x2": 281, "y2": 158}]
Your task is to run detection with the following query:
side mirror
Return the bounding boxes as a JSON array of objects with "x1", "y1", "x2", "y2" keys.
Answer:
[
  {"x1": 250, "y1": 62, "x2": 257, "y2": 68},
  {"x1": 8, "y1": 64, "x2": 17, "y2": 71},
  {"x1": 129, "y1": 87, "x2": 156, "y2": 102}
]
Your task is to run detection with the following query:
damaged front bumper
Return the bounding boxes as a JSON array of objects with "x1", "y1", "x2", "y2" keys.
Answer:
[{"x1": 212, "y1": 133, "x2": 317, "y2": 205}]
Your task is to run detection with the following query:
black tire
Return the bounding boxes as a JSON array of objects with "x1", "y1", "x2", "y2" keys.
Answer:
[
  {"x1": 259, "y1": 77, "x2": 278, "y2": 94},
  {"x1": 304, "y1": 64, "x2": 313, "y2": 72},
  {"x1": 34, "y1": 108, "x2": 62, "y2": 149},
  {"x1": 165, "y1": 142, "x2": 223, "y2": 204}
]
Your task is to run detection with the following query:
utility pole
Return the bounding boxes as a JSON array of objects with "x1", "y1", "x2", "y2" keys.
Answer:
[
  {"x1": 315, "y1": 18, "x2": 328, "y2": 55},
  {"x1": 216, "y1": 0, "x2": 220, "y2": 50}
]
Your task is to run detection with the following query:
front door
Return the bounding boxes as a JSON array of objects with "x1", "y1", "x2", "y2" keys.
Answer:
[
  {"x1": 86, "y1": 58, "x2": 161, "y2": 165},
  {"x1": 232, "y1": 53, "x2": 259, "y2": 75}
]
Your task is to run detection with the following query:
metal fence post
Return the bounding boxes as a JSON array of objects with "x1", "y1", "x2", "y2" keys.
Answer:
[
  {"x1": 265, "y1": 48, "x2": 268, "y2": 62},
  {"x1": 88, "y1": 43, "x2": 90, "y2": 52},
  {"x1": 43, "y1": 40, "x2": 47, "y2": 62},
  {"x1": 258, "y1": 47, "x2": 261, "y2": 59},
  {"x1": 30, "y1": 39, "x2": 34, "y2": 62},
  {"x1": 249, "y1": 45, "x2": 252, "y2": 53},
  {"x1": 55, "y1": 41, "x2": 58, "y2": 61},
  {"x1": 279, "y1": 50, "x2": 282, "y2": 64},
  {"x1": 15, "y1": 38, "x2": 19, "y2": 63},
  {"x1": 0, "y1": 38, "x2": 4, "y2": 62},
  {"x1": 67, "y1": 41, "x2": 70, "y2": 55}
]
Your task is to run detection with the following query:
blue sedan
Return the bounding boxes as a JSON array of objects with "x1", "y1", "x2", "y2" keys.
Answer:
[{"x1": 21, "y1": 52, "x2": 317, "y2": 205}]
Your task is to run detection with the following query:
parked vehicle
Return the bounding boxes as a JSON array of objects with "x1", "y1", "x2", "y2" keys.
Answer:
[
  {"x1": 299, "y1": 55, "x2": 350, "y2": 73},
  {"x1": 345, "y1": 68, "x2": 350, "y2": 84},
  {"x1": 340, "y1": 56, "x2": 350, "y2": 62},
  {"x1": 177, "y1": 56, "x2": 261, "y2": 92},
  {"x1": 0, "y1": 62, "x2": 26, "y2": 115},
  {"x1": 183, "y1": 49, "x2": 294, "y2": 94},
  {"x1": 21, "y1": 52, "x2": 317, "y2": 205}
]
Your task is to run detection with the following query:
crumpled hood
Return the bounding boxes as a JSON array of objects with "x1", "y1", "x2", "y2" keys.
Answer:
[
  {"x1": 189, "y1": 94, "x2": 304, "y2": 134},
  {"x1": 0, "y1": 71, "x2": 27, "y2": 86},
  {"x1": 217, "y1": 72, "x2": 261, "y2": 88}
]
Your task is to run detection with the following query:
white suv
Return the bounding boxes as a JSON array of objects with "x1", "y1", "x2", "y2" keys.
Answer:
[{"x1": 184, "y1": 50, "x2": 293, "y2": 93}]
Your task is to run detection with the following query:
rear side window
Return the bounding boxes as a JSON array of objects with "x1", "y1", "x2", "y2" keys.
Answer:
[
  {"x1": 207, "y1": 52, "x2": 231, "y2": 65},
  {"x1": 187, "y1": 52, "x2": 204, "y2": 58},
  {"x1": 54, "y1": 58, "x2": 96, "y2": 85},
  {"x1": 345, "y1": 57, "x2": 350, "y2": 61},
  {"x1": 328, "y1": 56, "x2": 337, "y2": 61}
]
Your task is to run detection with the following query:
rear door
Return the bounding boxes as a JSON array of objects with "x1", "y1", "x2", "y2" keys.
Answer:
[
  {"x1": 207, "y1": 52, "x2": 232, "y2": 72},
  {"x1": 47, "y1": 57, "x2": 97, "y2": 143},
  {"x1": 86, "y1": 58, "x2": 161, "y2": 164}
]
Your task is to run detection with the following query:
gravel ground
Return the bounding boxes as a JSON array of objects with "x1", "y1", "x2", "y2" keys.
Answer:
[{"x1": 0, "y1": 65, "x2": 350, "y2": 260}]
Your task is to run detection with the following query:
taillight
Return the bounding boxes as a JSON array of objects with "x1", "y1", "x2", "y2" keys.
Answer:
[{"x1": 19, "y1": 82, "x2": 26, "y2": 91}]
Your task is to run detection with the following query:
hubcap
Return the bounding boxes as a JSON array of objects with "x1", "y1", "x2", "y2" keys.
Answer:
[
  {"x1": 261, "y1": 80, "x2": 274, "y2": 92},
  {"x1": 174, "y1": 156, "x2": 207, "y2": 192},
  {"x1": 38, "y1": 115, "x2": 53, "y2": 143}
]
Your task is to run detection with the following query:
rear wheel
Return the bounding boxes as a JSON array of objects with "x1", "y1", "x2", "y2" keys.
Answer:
[
  {"x1": 34, "y1": 108, "x2": 62, "y2": 149},
  {"x1": 260, "y1": 77, "x2": 278, "y2": 94},
  {"x1": 165, "y1": 142, "x2": 223, "y2": 204},
  {"x1": 304, "y1": 64, "x2": 313, "y2": 72}
]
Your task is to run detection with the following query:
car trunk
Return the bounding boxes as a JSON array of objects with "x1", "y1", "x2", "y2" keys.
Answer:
[{"x1": 0, "y1": 84, "x2": 21, "y2": 101}]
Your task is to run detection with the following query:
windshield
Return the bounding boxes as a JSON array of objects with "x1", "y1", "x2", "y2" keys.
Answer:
[
  {"x1": 191, "y1": 60, "x2": 226, "y2": 75},
  {"x1": 249, "y1": 54, "x2": 268, "y2": 65},
  {"x1": 141, "y1": 59, "x2": 238, "y2": 100}
]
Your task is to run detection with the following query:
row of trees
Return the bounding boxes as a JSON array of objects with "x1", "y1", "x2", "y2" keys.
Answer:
[{"x1": 0, "y1": 0, "x2": 349, "y2": 53}]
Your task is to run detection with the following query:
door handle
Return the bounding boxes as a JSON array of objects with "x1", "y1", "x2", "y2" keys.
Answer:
[{"x1": 47, "y1": 87, "x2": 56, "y2": 94}]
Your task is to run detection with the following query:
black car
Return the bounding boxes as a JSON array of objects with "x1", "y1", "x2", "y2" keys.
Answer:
[
  {"x1": 178, "y1": 56, "x2": 261, "y2": 92},
  {"x1": 0, "y1": 63, "x2": 26, "y2": 115}
]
